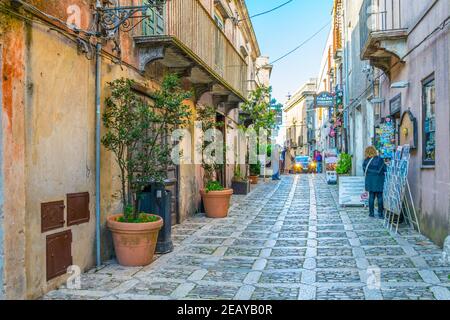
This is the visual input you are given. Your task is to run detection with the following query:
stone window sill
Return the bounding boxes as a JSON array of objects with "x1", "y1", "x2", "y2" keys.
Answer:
[{"x1": 421, "y1": 165, "x2": 435, "y2": 170}]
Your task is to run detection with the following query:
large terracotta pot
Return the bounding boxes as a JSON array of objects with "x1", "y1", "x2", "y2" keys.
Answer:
[
  {"x1": 200, "y1": 189, "x2": 233, "y2": 218},
  {"x1": 107, "y1": 214, "x2": 163, "y2": 267},
  {"x1": 249, "y1": 176, "x2": 259, "y2": 184}
]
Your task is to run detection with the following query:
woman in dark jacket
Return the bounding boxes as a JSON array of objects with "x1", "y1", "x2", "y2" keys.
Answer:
[{"x1": 363, "y1": 146, "x2": 387, "y2": 218}]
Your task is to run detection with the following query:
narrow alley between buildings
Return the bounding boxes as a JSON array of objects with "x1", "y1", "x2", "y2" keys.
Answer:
[{"x1": 44, "y1": 175, "x2": 450, "y2": 301}]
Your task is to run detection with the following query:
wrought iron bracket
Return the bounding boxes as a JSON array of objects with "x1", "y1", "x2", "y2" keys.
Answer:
[{"x1": 96, "y1": 0, "x2": 167, "y2": 37}]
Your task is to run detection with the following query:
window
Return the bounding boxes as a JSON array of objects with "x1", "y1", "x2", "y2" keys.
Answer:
[
  {"x1": 142, "y1": 0, "x2": 164, "y2": 36},
  {"x1": 214, "y1": 14, "x2": 224, "y2": 30},
  {"x1": 422, "y1": 74, "x2": 436, "y2": 166},
  {"x1": 214, "y1": 14, "x2": 225, "y2": 75}
]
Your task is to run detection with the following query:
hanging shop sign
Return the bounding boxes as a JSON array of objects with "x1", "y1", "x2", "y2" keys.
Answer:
[
  {"x1": 335, "y1": 90, "x2": 344, "y2": 109},
  {"x1": 399, "y1": 110, "x2": 418, "y2": 149},
  {"x1": 315, "y1": 92, "x2": 335, "y2": 108}
]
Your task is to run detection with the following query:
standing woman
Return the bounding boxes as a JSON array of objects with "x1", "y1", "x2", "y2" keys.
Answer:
[
  {"x1": 363, "y1": 146, "x2": 387, "y2": 218},
  {"x1": 280, "y1": 146, "x2": 287, "y2": 175}
]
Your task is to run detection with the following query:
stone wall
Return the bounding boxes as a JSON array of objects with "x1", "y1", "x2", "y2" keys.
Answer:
[{"x1": 0, "y1": 40, "x2": 4, "y2": 299}]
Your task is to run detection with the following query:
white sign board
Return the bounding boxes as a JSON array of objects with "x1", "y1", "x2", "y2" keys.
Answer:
[
  {"x1": 339, "y1": 177, "x2": 367, "y2": 206},
  {"x1": 325, "y1": 156, "x2": 338, "y2": 164}
]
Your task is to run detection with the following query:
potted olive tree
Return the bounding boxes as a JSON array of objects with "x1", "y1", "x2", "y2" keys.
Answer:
[
  {"x1": 197, "y1": 105, "x2": 233, "y2": 218},
  {"x1": 102, "y1": 75, "x2": 191, "y2": 266}
]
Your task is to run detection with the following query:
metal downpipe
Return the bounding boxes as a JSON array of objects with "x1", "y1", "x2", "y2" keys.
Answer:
[{"x1": 95, "y1": 43, "x2": 102, "y2": 267}]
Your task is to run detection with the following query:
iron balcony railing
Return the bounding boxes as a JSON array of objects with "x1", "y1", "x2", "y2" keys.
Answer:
[{"x1": 360, "y1": 0, "x2": 406, "y2": 54}]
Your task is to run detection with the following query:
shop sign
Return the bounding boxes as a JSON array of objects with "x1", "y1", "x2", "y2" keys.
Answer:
[
  {"x1": 335, "y1": 90, "x2": 344, "y2": 108},
  {"x1": 315, "y1": 92, "x2": 334, "y2": 108}
]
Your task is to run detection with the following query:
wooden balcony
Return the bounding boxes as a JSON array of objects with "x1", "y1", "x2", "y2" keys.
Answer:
[
  {"x1": 360, "y1": 0, "x2": 408, "y2": 76},
  {"x1": 134, "y1": 0, "x2": 248, "y2": 103}
]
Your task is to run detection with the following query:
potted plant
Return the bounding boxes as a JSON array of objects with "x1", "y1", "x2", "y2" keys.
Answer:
[
  {"x1": 249, "y1": 161, "x2": 261, "y2": 184},
  {"x1": 231, "y1": 165, "x2": 250, "y2": 195},
  {"x1": 197, "y1": 105, "x2": 233, "y2": 218},
  {"x1": 336, "y1": 153, "x2": 352, "y2": 179},
  {"x1": 102, "y1": 76, "x2": 191, "y2": 266}
]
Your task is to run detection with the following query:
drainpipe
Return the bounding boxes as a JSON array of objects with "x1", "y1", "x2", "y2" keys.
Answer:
[
  {"x1": 343, "y1": 0, "x2": 350, "y2": 154},
  {"x1": 95, "y1": 43, "x2": 102, "y2": 267}
]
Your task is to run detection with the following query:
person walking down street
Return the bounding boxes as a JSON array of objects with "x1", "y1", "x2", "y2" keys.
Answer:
[
  {"x1": 315, "y1": 151, "x2": 323, "y2": 173},
  {"x1": 280, "y1": 146, "x2": 287, "y2": 175},
  {"x1": 272, "y1": 144, "x2": 281, "y2": 181},
  {"x1": 363, "y1": 146, "x2": 387, "y2": 219}
]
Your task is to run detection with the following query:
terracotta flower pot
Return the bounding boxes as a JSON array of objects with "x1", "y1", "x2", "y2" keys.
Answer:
[
  {"x1": 107, "y1": 214, "x2": 163, "y2": 267},
  {"x1": 200, "y1": 189, "x2": 233, "y2": 218},
  {"x1": 249, "y1": 175, "x2": 259, "y2": 184}
]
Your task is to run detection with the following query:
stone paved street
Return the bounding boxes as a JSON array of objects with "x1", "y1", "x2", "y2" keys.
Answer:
[{"x1": 44, "y1": 175, "x2": 450, "y2": 300}]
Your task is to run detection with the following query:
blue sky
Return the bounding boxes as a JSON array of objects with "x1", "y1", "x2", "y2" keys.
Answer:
[{"x1": 246, "y1": 0, "x2": 334, "y2": 103}]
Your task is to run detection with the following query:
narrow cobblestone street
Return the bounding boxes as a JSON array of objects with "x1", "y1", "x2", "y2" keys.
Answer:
[{"x1": 45, "y1": 175, "x2": 450, "y2": 300}]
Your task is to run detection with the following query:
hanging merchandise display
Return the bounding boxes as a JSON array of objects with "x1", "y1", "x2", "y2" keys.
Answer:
[
  {"x1": 375, "y1": 117, "x2": 396, "y2": 159},
  {"x1": 383, "y1": 145, "x2": 421, "y2": 234}
]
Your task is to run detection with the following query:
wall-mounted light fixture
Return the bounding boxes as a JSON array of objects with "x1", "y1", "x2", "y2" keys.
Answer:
[
  {"x1": 391, "y1": 81, "x2": 410, "y2": 89},
  {"x1": 369, "y1": 97, "x2": 385, "y2": 104}
]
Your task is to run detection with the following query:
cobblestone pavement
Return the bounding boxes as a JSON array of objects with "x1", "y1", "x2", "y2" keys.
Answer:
[{"x1": 44, "y1": 175, "x2": 450, "y2": 300}]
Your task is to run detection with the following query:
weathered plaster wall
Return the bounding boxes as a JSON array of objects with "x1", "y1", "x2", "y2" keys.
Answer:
[
  {"x1": 179, "y1": 101, "x2": 202, "y2": 221},
  {"x1": 0, "y1": 2, "x2": 160, "y2": 297},
  {"x1": 24, "y1": 22, "x2": 97, "y2": 298},
  {"x1": 0, "y1": 11, "x2": 27, "y2": 299}
]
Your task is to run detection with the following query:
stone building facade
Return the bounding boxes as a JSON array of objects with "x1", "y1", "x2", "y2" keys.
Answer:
[
  {"x1": 342, "y1": 0, "x2": 450, "y2": 245},
  {"x1": 0, "y1": 0, "x2": 265, "y2": 299},
  {"x1": 284, "y1": 79, "x2": 317, "y2": 156},
  {"x1": 360, "y1": 0, "x2": 450, "y2": 245}
]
